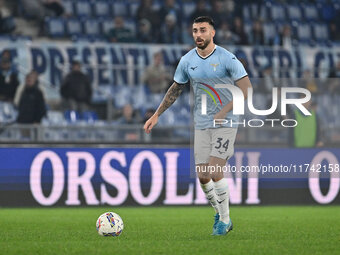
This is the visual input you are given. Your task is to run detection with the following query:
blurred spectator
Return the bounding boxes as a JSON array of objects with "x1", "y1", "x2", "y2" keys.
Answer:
[
  {"x1": 115, "y1": 104, "x2": 141, "y2": 141},
  {"x1": 160, "y1": 14, "x2": 181, "y2": 44},
  {"x1": 159, "y1": 0, "x2": 182, "y2": 27},
  {"x1": 232, "y1": 0, "x2": 246, "y2": 17},
  {"x1": 42, "y1": 0, "x2": 64, "y2": 17},
  {"x1": 250, "y1": 19, "x2": 264, "y2": 45},
  {"x1": 210, "y1": 0, "x2": 229, "y2": 28},
  {"x1": 0, "y1": 8, "x2": 15, "y2": 34},
  {"x1": 232, "y1": 17, "x2": 248, "y2": 45},
  {"x1": 107, "y1": 16, "x2": 135, "y2": 43},
  {"x1": 260, "y1": 65, "x2": 275, "y2": 94},
  {"x1": 182, "y1": 23, "x2": 194, "y2": 45},
  {"x1": 136, "y1": 0, "x2": 161, "y2": 40},
  {"x1": 238, "y1": 57, "x2": 252, "y2": 78},
  {"x1": 216, "y1": 21, "x2": 237, "y2": 45},
  {"x1": 14, "y1": 70, "x2": 46, "y2": 107},
  {"x1": 17, "y1": 71, "x2": 46, "y2": 124},
  {"x1": 60, "y1": 61, "x2": 92, "y2": 112},
  {"x1": 190, "y1": 0, "x2": 212, "y2": 21},
  {"x1": 1, "y1": 49, "x2": 13, "y2": 66},
  {"x1": 329, "y1": 22, "x2": 340, "y2": 42},
  {"x1": 142, "y1": 52, "x2": 172, "y2": 93},
  {"x1": 223, "y1": 0, "x2": 235, "y2": 14},
  {"x1": 0, "y1": 50, "x2": 19, "y2": 102},
  {"x1": 328, "y1": 61, "x2": 340, "y2": 94},
  {"x1": 288, "y1": 97, "x2": 323, "y2": 148},
  {"x1": 21, "y1": 0, "x2": 50, "y2": 21},
  {"x1": 266, "y1": 88, "x2": 284, "y2": 122},
  {"x1": 115, "y1": 104, "x2": 140, "y2": 125},
  {"x1": 302, "y1": 69, "x2": 318, "y2": 94},
  {"x1": 320, "y1": 1, "x2": 336, "y2": 22},
  {"x1": 274, "y1": 25, "x2": 295, "y2": 49},
  {"x1": 137, "y1": 19, "x2": 154, "y2": 43}
]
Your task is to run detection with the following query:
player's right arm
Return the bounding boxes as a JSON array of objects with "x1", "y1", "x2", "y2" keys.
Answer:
[{"x1": 143, "y1": 81, "x2": 185, "y2": 134}]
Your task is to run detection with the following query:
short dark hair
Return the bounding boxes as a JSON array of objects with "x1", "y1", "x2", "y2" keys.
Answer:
[
  {"x1": 193, "y1": 16, "x2": 215, "y2": 28},
  {"x1": 71, "y1": 60, "x2": 81, "y2": 66}
]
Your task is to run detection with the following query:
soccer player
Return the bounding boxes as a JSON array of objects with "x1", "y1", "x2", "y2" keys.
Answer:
[{"x1": 144, "y1": 16, "x2": 252, "y2": 236}]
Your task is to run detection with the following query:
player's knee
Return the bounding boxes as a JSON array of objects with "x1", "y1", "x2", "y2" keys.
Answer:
[
  {"x1": 197, "y1": 169, "x2": 210, "y2": 184},
  {"x1": 211, "y1": 175, "x2": 223, "y2": 182},
  {"x1": 198, "y1": 176, "x2": 211, "y2": 184}
]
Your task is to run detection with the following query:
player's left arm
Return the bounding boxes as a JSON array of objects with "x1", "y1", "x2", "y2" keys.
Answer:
[{"x1": 214, "y1": 76, "x2": 252, "y2": 120}]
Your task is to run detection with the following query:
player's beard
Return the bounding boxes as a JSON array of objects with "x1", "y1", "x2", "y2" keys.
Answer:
[{"x1": 195, "y1": 37, "x2": 211, "y2": 50}]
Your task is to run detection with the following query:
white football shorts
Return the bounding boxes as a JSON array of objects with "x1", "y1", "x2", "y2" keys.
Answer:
[{"x1": 194, "y1": 127, "x2": 237, "y2": 164}]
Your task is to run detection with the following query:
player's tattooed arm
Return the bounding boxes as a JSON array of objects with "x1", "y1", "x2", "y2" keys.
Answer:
[
  {"x1": 144, "y1": 82, "x2": 185, "y2": 134},
  {"x1": 155, "y1": 82, "x2": 185, "y2": 116}
]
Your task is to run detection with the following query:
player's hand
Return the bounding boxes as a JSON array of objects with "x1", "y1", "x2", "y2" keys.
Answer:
[
  {"x1": 316, "y1": 141, "x2": 324, "y2": 147},
  {"x1": 213, "y1": 111, "x2": 226, "y2": 125},
  {"x1": 144, "y1": 114, "x2": 158, "y2": 134}
]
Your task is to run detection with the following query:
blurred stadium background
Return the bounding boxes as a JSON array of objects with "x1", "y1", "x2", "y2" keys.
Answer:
[{"x1": 0, "y1": 0, "x2": 339, "y2": 206}]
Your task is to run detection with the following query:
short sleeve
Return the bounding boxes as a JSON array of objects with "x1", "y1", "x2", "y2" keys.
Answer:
[
  {"x1": 173, "y1": 57, "x2": 189, "y2": 84},
  {"x1": 228, "y1": 55, "x2": 248, "y2": 81}
]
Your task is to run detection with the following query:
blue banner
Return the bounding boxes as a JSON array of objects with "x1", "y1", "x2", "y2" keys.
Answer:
[
  {"x1": 0, "y1": 42, "x2": 339, "y2": 98},
  {"x1": 0, "y1": 147, "x2": 339, "y2": 206}
]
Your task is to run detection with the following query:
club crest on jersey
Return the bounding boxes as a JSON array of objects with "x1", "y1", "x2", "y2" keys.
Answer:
[{"x1": 211, "y1": 63, "x2": 219, "y2": 71}]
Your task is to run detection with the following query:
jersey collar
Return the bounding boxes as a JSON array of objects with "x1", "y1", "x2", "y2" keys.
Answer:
[{"x1": 195, "y1": 45, "x2": 217, "y2": 60}]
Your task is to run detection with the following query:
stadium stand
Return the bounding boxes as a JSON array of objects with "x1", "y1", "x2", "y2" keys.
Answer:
[
  {"x1": 0, "y1": 0, "x2": 339, "y2": 146},
  {"x1": 45, "y1": 17, "x2": 65, "y2": 37},
  {"x1": 25, "y1": 0, "x2": 339, "y2": 47}
]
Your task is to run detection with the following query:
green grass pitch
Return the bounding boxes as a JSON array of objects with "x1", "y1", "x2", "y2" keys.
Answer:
[{"x1": 0, "y1": 206, "x2": 339, "y2": 255}]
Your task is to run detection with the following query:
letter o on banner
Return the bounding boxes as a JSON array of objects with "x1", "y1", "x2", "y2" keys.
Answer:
[
  {"x1": 30, "y1": 151, "x2": 65, "y2": 206},
  {"x1": 309, "y1": 151, "x2": 340, "y2": 204},
  {"x1": 129, "y1": 151, "x2": 163, "y2": 205}
]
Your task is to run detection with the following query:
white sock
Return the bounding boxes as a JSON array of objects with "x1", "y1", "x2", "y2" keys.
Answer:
[
  {"x1": 200, "y1": 180, "x2": 219, "y2": 214},
  {"x1": 213, "y1": 178, "x2": 230, "y2": 224}
]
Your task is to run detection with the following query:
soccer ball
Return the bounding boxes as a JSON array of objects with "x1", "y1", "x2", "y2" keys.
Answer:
[{"x1": 96, "y1": 212, "x2": 124, "y2": 237}]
